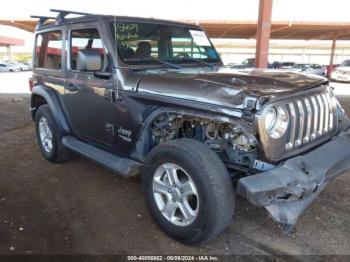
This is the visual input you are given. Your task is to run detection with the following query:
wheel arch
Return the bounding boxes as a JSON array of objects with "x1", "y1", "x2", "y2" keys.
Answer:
[
  {"x1": 131, "y1": 106, "x2": 252, "y2": 162},
  {"x1": 31, "y1": 85, "x2": 71, "y2": 135}
]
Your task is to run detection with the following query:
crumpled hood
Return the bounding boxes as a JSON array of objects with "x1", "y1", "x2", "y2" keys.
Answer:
[{"x1": 136, "y1": 67, "x2": 328, "y2": 108}]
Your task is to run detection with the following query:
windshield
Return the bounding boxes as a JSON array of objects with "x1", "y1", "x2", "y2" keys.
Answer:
[
  {"x1": 110, "y1": 21, "x2": 220, "y2": 67},
  {"x1": 341, "y1": 60, "x2": 350, "y2": 67}
]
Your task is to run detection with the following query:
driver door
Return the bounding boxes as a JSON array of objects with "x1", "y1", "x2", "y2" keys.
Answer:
[{"x1": 62, "y1": 23, "x2": 117, "y2": 148}]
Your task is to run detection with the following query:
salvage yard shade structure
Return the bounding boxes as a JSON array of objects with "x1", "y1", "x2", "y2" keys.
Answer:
[
  {"x1": 186, "y1": 20, "x2": 350, "y2": 40},
  {"x1": 4, "y1": 18, "x2": 350, "y2": 40},
  {"x1": 1, "y1": 17, "x2": 350, "y2": 67},
  {"x1": 0, "y1": 35, "x2": 24, "y2": 61}
]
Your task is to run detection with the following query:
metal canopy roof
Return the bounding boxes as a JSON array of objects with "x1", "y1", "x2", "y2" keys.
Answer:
[
  {"x1": 1, "y1": 18, "x2": 350, "y2": 40},
  {"x1": 187, "y1": 20, "x2": 350, "y2": 40},
  {"x1": 0, "y1": 35, "x2": 24, "y2": 46},
  {"x1": 0, "y1": 19, "x2": 37, "y2": 33}
]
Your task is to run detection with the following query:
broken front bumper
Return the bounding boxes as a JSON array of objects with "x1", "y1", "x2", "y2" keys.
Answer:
[{"x1": 237, "y1": 129, "x2": 350, "y2": 228}]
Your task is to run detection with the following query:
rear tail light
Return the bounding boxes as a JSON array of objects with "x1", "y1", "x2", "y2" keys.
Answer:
[{"x1": 29, "y1": 78, "x2": 34, "y2": 92}]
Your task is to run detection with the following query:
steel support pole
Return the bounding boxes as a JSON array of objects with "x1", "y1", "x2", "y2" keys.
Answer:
[
  {"x1": 255, "y1": 0, "x2": 273, "y2": 68},
  {"x1": 6, "y1": 45, "x2": 12, "y2": 62},
  {"x1": 329, "y1": 35, "x2": 337, "y2": 71}
]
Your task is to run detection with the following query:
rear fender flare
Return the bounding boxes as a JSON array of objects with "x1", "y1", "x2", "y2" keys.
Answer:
[{"x1": 31, "y1": 85, "x2": 70, "y2": 135}]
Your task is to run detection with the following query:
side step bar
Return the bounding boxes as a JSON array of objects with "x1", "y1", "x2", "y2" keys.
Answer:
[{"x1": 62, "y1": 136, "x2": 142, "y2": 177}]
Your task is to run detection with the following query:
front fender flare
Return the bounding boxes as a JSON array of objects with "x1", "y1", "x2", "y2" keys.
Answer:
[{"x1": 131, "y1": 107, "x2": 251, "y2": 162}]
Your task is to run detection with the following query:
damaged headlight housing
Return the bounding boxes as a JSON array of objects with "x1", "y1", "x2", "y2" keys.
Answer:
[{"x1": 264, "y1": 106, "x2": 289, "y2": 139}]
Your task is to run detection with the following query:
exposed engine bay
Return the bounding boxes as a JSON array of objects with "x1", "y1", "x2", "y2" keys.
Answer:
[{"x1": 150, "y1": 112, "x2": 259, "y2": 173}]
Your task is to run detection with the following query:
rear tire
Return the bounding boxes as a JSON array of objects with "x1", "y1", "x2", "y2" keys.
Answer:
[
  {"x1": 35, "y1": 104, "x2": 73, "y2": 163},
  {"x1": 142, "y1": 138, "x2": 235, "y2": 244}
]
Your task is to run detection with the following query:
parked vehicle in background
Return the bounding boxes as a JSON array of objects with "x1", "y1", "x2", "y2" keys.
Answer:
[
  {"x1": 0, "y1": 63, "x2": 20, "y2": 72},
  {"x1": 230, "y1": 58, "x2": 277, "y2": 69},
  {"x1": 330, "y1": 60, "x2": 350, "y2": 82},
  {"x1": 20, "y1": 62, "x2": 32, "y2": 71},
  {"x1": 280, "y1": 62, "x2": 295, "y2": 69},
  {"x1": 230, "y1": 58, "x2": 255, "y2": 69},
  {"x1": 268, "y1": 61, "x2": 295, "y2": 69},
  {"x1": 270, "y1": 61, "x2": 282, "y2": 69},
  {"x1": 290, "y1": 63, "x2": 326, "y2": 76},
  {"x1": 7, "y1": 62, "x2": 23, "y2": 72}
]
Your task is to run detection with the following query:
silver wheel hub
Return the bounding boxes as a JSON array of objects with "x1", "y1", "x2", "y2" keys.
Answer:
[
  {"x1": 152, "y1": 163, "x2": 199, "y2": 227},
  {"x1": 38, "y1": 117, "x2": 53, "y2": 153}
]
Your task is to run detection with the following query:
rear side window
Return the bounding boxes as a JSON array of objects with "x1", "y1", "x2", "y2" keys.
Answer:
[
  {"x1": 35, "y1": 31, "x2": 62, "y2": 70},
  {"x1": 70, "y1": 28, "x2": 106, "y2": 71}
]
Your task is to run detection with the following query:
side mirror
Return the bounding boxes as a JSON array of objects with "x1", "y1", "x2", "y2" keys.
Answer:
[{"x1": 77, "y1": 50, "x2": 101, "y2": 72}]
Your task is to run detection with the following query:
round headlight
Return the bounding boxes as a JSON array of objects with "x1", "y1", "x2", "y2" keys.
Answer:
[
  {"x1": 264, "y1": 106, "x2": 289, "y2": 139},
  {"x1": 264, "y1": 107, "x2": 277, "y2": 133}
]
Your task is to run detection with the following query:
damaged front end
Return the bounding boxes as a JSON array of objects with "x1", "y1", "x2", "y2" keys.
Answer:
[
  {"x1": 146, "y1": 110, "x2": 259, "y2": 170},
  {"x1": 135, "y1": 82, "x2": 350, "y2": 232},
  {"x1": 238, "y1": 105, "x2": 350, "y2": 232}
]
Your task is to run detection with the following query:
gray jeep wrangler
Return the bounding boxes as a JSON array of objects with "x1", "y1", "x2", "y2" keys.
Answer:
[{"x1": 30, "y1": 9, "x2": 350, "y2": 244}]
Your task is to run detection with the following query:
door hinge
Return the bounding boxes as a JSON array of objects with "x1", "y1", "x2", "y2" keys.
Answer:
[
  {"x1": 105, "y1": 89, "x2": 116, "y2": 102},
  {"x1": 105, "y1": 89, "x2": 122, "y2": 102}
]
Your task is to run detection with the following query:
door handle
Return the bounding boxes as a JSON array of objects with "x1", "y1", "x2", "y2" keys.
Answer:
[{"x1": 65, "y1": 83, "x2": 78, "y2": 92}]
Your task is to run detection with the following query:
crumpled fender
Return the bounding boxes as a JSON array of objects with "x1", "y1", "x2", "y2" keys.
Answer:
[
  {"x1": 237, "y1": 129, "x2": 350, "y2": 228},
  {"x1": 265, "y1": 183, "x2": 326, "y2": 228}
]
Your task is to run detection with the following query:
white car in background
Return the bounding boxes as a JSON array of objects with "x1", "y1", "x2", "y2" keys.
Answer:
[
  {"x1": 290, "y1": 63, "x2": 326, "y2": 76},
  {"x1": 330, "y1": 60, "x2": 350, "y2": 82},
  {"x1": 19, "y1": 62, "x2": 32, "y2": 71},
  {"x1": 0, "y1": 63, "x2": 20, "y2": 72},
  {"x1": 8, "y1": 62, "x2": 24, "y2": 71}
]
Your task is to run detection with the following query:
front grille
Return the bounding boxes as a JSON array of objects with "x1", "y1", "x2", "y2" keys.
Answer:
[{"x1": 285, "y1": 89, "x2": 335, "y2": 150}]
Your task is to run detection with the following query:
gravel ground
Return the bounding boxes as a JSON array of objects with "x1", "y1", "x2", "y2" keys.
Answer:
[{"x1": 0, "y1": 73, "x2": 349, "y2": 257}]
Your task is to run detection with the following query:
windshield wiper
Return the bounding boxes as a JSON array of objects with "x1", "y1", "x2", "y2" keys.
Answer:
[
  {"x1": 149, "y1": 57, "x2": 183, "y2": 69},
  {"x1": 124, "y1": 57, "x2": 182, "y2": 70},
  {"x1": 182, "y1": 58, "x2": 217, "y2": 68}
]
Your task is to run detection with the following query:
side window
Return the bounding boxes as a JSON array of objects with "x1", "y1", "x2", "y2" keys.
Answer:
[
  {"x1": 35, "y1": 31, "x2": 62, "y2": 70},
  {"x1": 70, "y1": 28, "x2": 107, "y2": 71}
]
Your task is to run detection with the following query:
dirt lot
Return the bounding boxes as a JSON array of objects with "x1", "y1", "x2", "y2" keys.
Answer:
[{"x1": 0, "y1": 78, "x2": 350, "y2": 256}]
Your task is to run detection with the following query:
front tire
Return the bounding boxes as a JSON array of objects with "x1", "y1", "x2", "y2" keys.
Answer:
[
  {"x1": 142, "y1": 138, "x2": 235, "y2": 244},
  {"x1": 35, "y1": 104, "x2": 73, "y2": 163}
]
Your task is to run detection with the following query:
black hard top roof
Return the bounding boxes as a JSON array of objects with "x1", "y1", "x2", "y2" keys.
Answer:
[{"x1": 33, "y1": 9, "x2": 201, "y2": 32}]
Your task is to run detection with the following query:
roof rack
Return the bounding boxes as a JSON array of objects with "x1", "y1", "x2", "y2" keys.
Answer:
[
  {"x1": 49, "y1": 9, "x2": 94, "y2": 24},
  {"x1": 31, "y1": 9, "x2": 95, "y2": 29},
  {"x1": 30, "y1": 15, "x2": 56, "y2": 29}
]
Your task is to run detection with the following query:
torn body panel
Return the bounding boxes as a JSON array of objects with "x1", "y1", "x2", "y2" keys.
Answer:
[
  {"x1": 237, "y1": 129, "x2": 350, "y2": 228},
  {"x1": 131, "y1": 107, "x2": 259, "y2": 172}
]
